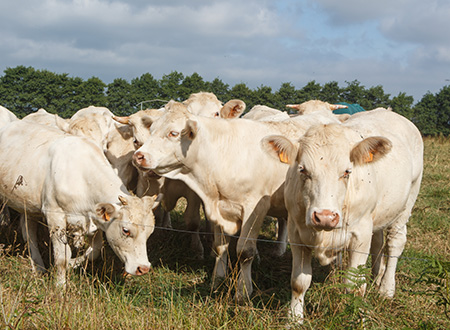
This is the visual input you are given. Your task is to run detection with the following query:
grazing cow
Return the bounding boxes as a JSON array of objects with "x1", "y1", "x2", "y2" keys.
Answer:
[
  {"x1": 0, "y1": 121, "x2": 159, "y2": 286},
  {"x1": 132, "y1": 101, "x2": 340, "y2": 300},
  {"x1": 264, "y1": 109, "x2": 423, "y2": 323}
]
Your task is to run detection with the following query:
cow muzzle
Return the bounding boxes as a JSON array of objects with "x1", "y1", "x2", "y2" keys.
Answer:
[
  {"x1": 311, "y1": 210, "x2": 340, "y2": 231},
  {"x1": 133, "y1": 151, "x2": 151, "y2": 171}
]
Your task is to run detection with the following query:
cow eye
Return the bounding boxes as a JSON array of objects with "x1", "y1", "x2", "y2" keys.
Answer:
[
  {"x1": 342, "y1": 169, "x2": 352, "y2": 179},
  {"x1": 168, "y1": 131, "x2": 179, "y2": 138},
  {"x1": 214, "y1": 112, "x2": 220, "y2": 117},
  {"x1": 133, "y1": 138, "x2": 142, "y2": 148},
  {"x1": 122, "y1": 227, "x2": 131, "y2": 237}
]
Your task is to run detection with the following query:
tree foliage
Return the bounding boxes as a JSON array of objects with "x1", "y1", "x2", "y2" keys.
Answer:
[{"x1": 0, "y1": 65, "x2": 449, "y2": 135}]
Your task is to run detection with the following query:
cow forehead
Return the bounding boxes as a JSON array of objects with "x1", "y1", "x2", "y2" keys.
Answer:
[
  {"x1": 150, "y1": 110, "x2": 190, "y2": 134},
  {"x1": 299, "y1": 124, "x2": 353, "y2": 168}
]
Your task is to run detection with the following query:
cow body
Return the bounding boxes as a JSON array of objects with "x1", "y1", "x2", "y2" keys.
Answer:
[
  {"x1": 133, "y1": 101, "x2": 340, "y2": 299},
  {"x1": 267, "y1": 109, "x2": 423, "y2": 323},
  {"x1": 0, "y1": 121, "x2": 158, "y2": 286}
]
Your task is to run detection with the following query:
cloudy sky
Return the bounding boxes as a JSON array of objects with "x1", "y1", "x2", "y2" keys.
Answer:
[{"x1": 1, "y1": 0, "x2": 449, "y2": 103}]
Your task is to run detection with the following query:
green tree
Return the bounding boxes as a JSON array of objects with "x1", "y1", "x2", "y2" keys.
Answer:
[
  {"x1": 158, "y1": 71, "x2": 184, "y2": 101},
  {"x1": 274, "y1": 82, "x2": 297, "y2": 111},
  {"x1": 435, "y1": 85, "x2": 450, "y2": 136},
  {"x1": 298, "y1": 80, "x2": 322, "y2": 102},
  {"x1": 342, "y1": 80, "x2": 365, "y2": 105},
  {"x1": 179, "y1": 72, "x2": 207, "y2": 100},
  {"x1": 391, "y1": 92, "x2": 414, "y2": 119},
  {"x1": 413, "y1": 92, "x2": 439, "y2": 135},
  {"x1": 253, "y1": 85, "x2": 274, "y2": 108},
  {"x1": 130, "y1": 73, "x2": 161, "y2": 110},
  {"x1": 320, "y1": 81, "x2": 342, "y2": 103},
  {"x1": 364, "y1": 85, "x2": 390, "y2": 109},
  {"x1": 205, "y1": 78, "x2": 230, "y2": 102},
  {"x1": 106, "y1": 78, "x2": 133, "y2": 116}
]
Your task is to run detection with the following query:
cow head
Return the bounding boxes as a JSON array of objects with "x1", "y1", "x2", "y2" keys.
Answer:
[
  {"x1": 132, "y1": 101, "x2": 197, "y2": 176},
  {"x1": 263, "y1": 124, "x2": 392, "y2": 231},
  {"x1": 93, "y1": 194, "x2": 160, "y2": 275}
]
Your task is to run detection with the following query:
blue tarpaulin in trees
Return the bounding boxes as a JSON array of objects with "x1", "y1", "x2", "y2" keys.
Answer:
[{"x1": 333, "y1": 102, "x2": 366, "y2": 115}]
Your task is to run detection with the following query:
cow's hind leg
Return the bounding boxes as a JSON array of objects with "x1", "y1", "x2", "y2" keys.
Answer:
[
  {"x1": 20, "y1": 215, "x2": 46, "y2": 273},
  {"x1": 212, "y1": 224, "x2": 231, "y2": 289},
  {"x1": 184, "y1": 191, "x2": 204, "y2": 259},
  {"x1": 379, "y1": 223, "x2": 407, "y2": 297}
]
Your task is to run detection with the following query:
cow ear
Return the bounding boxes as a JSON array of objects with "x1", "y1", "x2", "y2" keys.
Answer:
[
  {"x1": 95, "y1": 203, "x2": 118, "y2": 222},
  {"x1": 181, "y1": 120, "x2": 198, "y2": 140},
  {"x1": 220, "y1": 99, "x2": 246, "y2": 119},
  {"x1": 141, "y1": 115, "x2": 154, "y2": 129},
  {"x1": 261, "y1": 135, "x2": 297, "y2": 164},
  {"x1": 350, "y1": 136, "x2": 392, "y2": 165}
]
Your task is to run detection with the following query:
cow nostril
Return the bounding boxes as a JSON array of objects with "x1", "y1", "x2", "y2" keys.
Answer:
[{"x1": 136, "y1": 266, "x2": 149, "y2": 275}]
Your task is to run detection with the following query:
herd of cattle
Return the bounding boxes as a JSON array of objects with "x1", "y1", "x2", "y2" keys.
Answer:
[{"x1": 0, "y1": 92, "x2": 423, "y2": 324}]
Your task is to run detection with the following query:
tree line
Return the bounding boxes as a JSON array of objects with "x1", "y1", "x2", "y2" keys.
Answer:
[{"x1": 0, "y1": 65, "x2": 449, "y2": 136}]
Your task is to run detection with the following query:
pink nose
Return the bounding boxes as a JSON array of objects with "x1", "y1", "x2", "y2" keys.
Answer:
[
  {"x1": 312, "y1": 210, "x2": 340, "y2": 230},
  {"x1": 133, "y1": 151, "x2": 145, "y2": 166},
  {"x1": 135, "y1": 265, "x2": 150, "y2": 275}
]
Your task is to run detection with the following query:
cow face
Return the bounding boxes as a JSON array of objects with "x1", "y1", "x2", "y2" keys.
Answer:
[
  {"x1": 296, "y1": 124, "x2": 392, "y2": 231},
  {"x1": 263, "y1": 124, "x2": 392, "y2": 231},
  {"x1": 93, "y1": 195, "x2": 159, "y2": 275},
  {"x1": 133, "y1": 101, "x2": 196, "y2": 175}
]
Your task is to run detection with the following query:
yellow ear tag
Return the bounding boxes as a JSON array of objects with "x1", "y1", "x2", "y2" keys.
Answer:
[
  {"x1": 279, "y1": 151, "x2": 289, "y2": 163},
  {"x1": 103, "y1": 212, "x2": 111, "y2": 221},
  {"x1": 364, "y1": 151, "x2": 374, "y2": 163}
]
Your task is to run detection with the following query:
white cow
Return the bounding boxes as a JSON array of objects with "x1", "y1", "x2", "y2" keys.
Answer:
[
  {"x1": 132, "y1": 101, "x2": 340, "y2": 300},
  {"x1": 242, "y1": 105, "x2": 290, "y2": 121},
  {"x1": 265, "y1": 109, "x2": 423, "y2": 323},
  {"x1": 23, "y1": 108, "x2": 67, "y2": 127},
  {"x1": 114, "y1": 96, "x2": 245, "y2": 259},
  {"x1": 0, "y1": 121, "x2": 160, "y2": 286}
]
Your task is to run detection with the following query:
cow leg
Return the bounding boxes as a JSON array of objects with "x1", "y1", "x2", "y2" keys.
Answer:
[
  {"x1": 379, "y1": 223, "x2": 407, "y2": 297},
  {"x1": 289, "y1": 225, "x2": 312, "y2": 324},
  {"x1": 184, "y1": 192, "x2": 204, "y2": 259},
  {"x1": 69, "y1": 231, "x2": 103, "y2": 268},
  {"x1": 212, "y1": 224, "x2": 230, "y2": 288},
  {"x1": 235, "y1": 200, "x2": 270, "y2": 302},
  {"x1": 273, "y1": 217, "x2": 288, "y2": 257},
  {"x1": 346, "y1": 225, "x2": 373, "y2": 295},
  {"x1": 20, "y1": 215, "x2": 46, "y2": 273},
  {"x1": 46, "y1": 213, "x2": 72, "y2": 287},
  {"x1": 371, "y1": 230, "x2": 386, "y2": 286}
]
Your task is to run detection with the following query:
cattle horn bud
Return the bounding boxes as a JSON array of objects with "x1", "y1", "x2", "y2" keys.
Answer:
[{"x1": 118, "y1": 195, "x2": 128, "y2": 205}]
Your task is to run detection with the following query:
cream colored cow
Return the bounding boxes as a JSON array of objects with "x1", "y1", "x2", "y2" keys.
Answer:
[
  {"x1": 132, "y1": 101, "x2": 340, "y2": 301},
  {"x1": 264, "y1": 109, "x2": 423, "y2": 324},
  {"x1": 0, "y1": 121, "x2": 159, "y2": 286}
]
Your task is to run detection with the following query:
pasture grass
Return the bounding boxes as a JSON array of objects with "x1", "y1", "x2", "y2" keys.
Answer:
[{"x1": 0, "y1": 136, "x2": 449, "y2": 329}]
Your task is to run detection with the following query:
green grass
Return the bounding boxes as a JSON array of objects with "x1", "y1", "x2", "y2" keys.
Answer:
[{"x1": 0, "y1": 136, "x2": 449, "y2": 329}]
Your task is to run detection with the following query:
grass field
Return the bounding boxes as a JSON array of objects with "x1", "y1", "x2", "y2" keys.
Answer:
[{"x1": 0, "y1": 136, "x2": 449, "y2": 329}]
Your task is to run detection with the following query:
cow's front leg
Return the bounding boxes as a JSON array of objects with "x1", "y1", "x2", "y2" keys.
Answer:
[
  {"x1": 48, "y1": 222, "x2": 72, "y2": 288},
  {"x1": 212, "y1": 224, "x2": 230, "y2": 288},
  {"x1": 289, "y1": 226, "x2": 312, "y2": 324},
  {"x1": 346, "y1": 226, "x2": 373, "y2": 295}
]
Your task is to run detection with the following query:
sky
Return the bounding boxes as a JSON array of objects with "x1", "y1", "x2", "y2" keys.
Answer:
[{"x1": 1, "y1": 0, "x2": 449, "y2": 103}]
